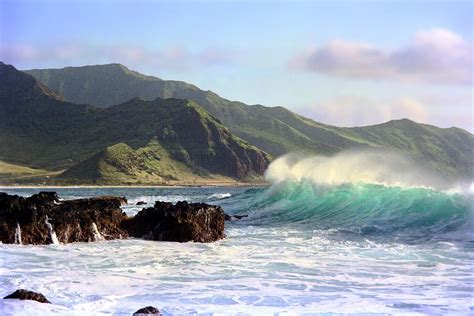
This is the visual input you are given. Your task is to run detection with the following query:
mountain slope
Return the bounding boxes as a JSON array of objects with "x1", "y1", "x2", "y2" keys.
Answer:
[
  {"x1": 25, "y1": 63, "x2": 474, "y2": 180},
  {"x1": 61, "y1": 142, "x2": 234, "y2": 185},
  {"x1": 25, "y1": 64, "x2": 372, "y2": 156},
  {"x1": 349, "y1": 119, "x2": 474, "y2": 179},
  {"x1": 0, "y1": 62, "x2": 270, "y2": 184}
]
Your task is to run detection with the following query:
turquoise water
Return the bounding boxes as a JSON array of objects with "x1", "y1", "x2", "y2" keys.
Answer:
[{"x1": 0, "y1": 182, "x2": 473, "y2": 315}]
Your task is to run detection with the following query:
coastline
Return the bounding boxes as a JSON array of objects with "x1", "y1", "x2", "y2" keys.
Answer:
[{"x1": 0, "y1": 182, "x2": 269, "y2": 189}]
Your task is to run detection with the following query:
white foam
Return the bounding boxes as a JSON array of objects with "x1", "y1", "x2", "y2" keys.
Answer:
[
  {"x1": 265, "y1": 149, "x2": 456, "y2": 191},
  {"x1": 209, "y1": 193, "x2": 232, "y2": 199},
  {"x1": 91, "y1": 223, "x2": 104, "y2": 242},
  {"x1": 14, "y1": 222, "x2": 22, "y2": 245},
  {"x1": 1, "y1": 187, "x2": 472, "y2": 315},
  {"x1": 44, "y1": 216, "x2": 60, "y2": 245},
  {"x1": 0, "y1": 226, "x2": 472, "y2": 315}
]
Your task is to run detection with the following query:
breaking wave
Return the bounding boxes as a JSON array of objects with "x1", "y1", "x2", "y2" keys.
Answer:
[{"x1": 227, "y1": 151, "x2": 474, "y2": 243}]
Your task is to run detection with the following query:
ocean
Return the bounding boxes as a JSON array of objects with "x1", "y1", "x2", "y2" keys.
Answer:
[{"x1": 0, "y1": 179, "x2": 472, "y2": 315}]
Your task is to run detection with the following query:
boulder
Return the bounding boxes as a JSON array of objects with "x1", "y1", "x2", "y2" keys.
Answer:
[
  {"x1": 0, "y1": 192, "x2": 129, "y2": 244},
  {"x1": 3, "y1": 289, "x2": 51, "y2": 303},
  {"x1": 123, "y1": 201, "x2": 225, "y2": 242},
  {"x1": 133, "y1": 306, "x2": 162, "y2": 315},
  {"x1": 136, "y1": 201, "x2": 146, "y2": 205}
]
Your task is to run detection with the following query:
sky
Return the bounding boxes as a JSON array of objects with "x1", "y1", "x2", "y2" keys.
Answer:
[{"x1": 1, "y1": 0, "x2": 473, "y2": 131}]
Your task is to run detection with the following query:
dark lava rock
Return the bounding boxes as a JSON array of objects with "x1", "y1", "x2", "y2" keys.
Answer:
[
  {"x1": 123, "y1": 201, "x2": 225, "y2": 243},
  {"x1": 3, "y1": 289, "x2": 51, "y2": 303},
  {"x1": 133, "y1": 306, "x2": 162, "y2": 315},
  {"x1": 225, "y1": 213, "x2": 248, "y2": 221},
  {"x1": 234, "y1": 214, "x2": 248, "y2": 220},
  {"x1": 0, "y1": 191, "x2": 129, "y2": 244},
  {"x1": 136, "y1": 201, "x2": 146, "y2": 205}
]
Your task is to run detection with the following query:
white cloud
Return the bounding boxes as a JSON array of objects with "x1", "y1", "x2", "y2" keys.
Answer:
[
  {"x1": 296, "y1": 95, "x2": 473, "y2": 132},
  {"x1": 0, "y1": 43, "x2": 239, "y2": 70},
  {"x1": 291, "y1": 29, "x2": 473, "y2": 85},
  {"x1": 298, "y1": 96, "x2": 429, "y2": 127}
]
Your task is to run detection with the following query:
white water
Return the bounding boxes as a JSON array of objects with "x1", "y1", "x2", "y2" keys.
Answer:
[
  {"x1": 0, "y1": 187, "x2": 472, "y2": 315},
  {"x1": 265, "y1": 150, "x2": 448, "y2": 190},
  {"x1": 14, "y1": 222, "x2": 21, "y2": 245},
  {"x1": 44, "y1": 216, "x2": 60, "y2": 245},
  {"x1": 209, "y1": 192, "x2": 232, "y2": 199},
  {"x1": 0, "y1": 227, "x2": 472, "y2": 315},
  {"x1": 91, "y1": 223, "x2": 105, "y2": 242}
]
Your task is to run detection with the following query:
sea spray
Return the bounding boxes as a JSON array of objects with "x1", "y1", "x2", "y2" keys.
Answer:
[
  {"x1": 265, "y1": 149, "x2": 446, "y2": 190},
  {"x1": 14, "y1": 222, "x2": 22, "y2": 245},
  {"x1": 224, "y1": 150, "x2": 474, "y2": 243},
  {"x1": 44, "y1": 216, "x2": 60, "y2": 245}
]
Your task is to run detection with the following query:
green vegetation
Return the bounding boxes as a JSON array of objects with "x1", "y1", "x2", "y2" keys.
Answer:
[
  {"x1": 61, "y1": 141, "x2": 238, "y2": 185},
  {"x1": 0, "y1": 161, "x2": 46, "y2": 175},
  {"x1": 1, "y1": 62, "x2": 472, "y2": 184},
  {"x1": 0, "y1": 161, "x2": 62, "y2": 185},
  {"x1": 25, "y1": 63, "x2": 474, "y2": 180},
  {"x1": 0, "y1": 62, "x2": 270, "y2": 185}
]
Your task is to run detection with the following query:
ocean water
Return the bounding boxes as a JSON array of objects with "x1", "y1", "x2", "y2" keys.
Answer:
[{"x1": 0, "y1": 181, "x2": 473, "y2": 315}]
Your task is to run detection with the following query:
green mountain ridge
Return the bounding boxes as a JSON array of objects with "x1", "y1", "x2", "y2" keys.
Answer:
[
  {"x1": 0, "y1": 62, "x2": 270, "y2": 184},
  {"x1": 25, "y1": 63, "x2": 474, "y2": 180}
]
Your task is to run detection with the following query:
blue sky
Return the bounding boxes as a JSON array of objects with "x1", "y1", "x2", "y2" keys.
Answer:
[{"x1": 1, "y1": 0, "x2": 472, "y2": 130}]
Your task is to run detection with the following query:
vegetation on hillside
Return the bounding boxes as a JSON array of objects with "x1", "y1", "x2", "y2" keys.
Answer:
[
  {"x1": 25, "y1": 63, "x2": 474, "y2": 180},
  {"x1": 0, "y1": 63, "x2": 270, "y2": 185}
]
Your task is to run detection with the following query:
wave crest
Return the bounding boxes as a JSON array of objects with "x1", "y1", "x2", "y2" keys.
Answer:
[
  {"x1": 265, "y1": 150, "x2": 450, "y2": 190},
  {"x1": 236, "y1": 180, "x2": 473, "y2": 243}
]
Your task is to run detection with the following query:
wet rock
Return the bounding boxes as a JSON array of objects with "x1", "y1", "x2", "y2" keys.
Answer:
[
  {"x1": 233, "y1": 214, "x2": 248, "y2": 220},
  {"x1": 133, "y1": 306, "x2": 162, "y2": 315},
  {"x1": 225, "y1": 213, "x2": 248, "y2": 221},
  {"x1": 3, "y1": 289, "x2": 51, "y2": 303},
  {"x1": 136, "y1": 201, "x2": 146, "y2": 205},
  {"x1": 0, "y1": 192, "x2": 129, "y2": 244},
  {"x1": 123, "y1": 201, "x2": 225, "y2": 242}
]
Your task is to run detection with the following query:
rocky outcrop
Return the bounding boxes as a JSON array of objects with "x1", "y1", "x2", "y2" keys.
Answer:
[
  {"x1": 123, "y1": 201, "x2": 226, "y2": 243},
  {"x1": 133, "y1": 306, "x2": 162, "y2": 315},
  {"x1": 3, "y1": 289, "x2": 51, "y2": 303},
  {"x1": 0, "y1": 192, "x2": 128, "y2": 244},
  {"x1": 0, "y1": 192, "x2": 226, "y2": 244}
]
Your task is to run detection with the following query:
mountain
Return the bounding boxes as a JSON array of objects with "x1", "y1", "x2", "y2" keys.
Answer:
[
  {"x1": 26, "y1": 64, "x2": 368, "y2": 156},
  {"x1": 0, "y1": 62, "x2": 270, "y2": 184},
  {"x1": 25, "y1": 63, "x2": 474, "y2": 180}
]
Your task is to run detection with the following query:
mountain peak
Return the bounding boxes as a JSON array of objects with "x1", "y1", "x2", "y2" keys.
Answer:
[
  {"x1": 0, "y1": 62, "x2": 65, "y2": 102},
  {"x1": 1, "y1": 64, "x2": 271, "y2": 183}
]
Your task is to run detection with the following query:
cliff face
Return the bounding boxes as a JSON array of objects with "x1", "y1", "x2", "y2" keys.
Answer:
[
  {"x1": 0, "y1": 63, "x2": 270, "y2": 183},
  {"x1": 94, "y1": 97, "x2": 271, "y2": 179}
]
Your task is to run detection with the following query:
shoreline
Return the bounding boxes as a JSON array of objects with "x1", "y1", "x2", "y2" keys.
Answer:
[{"x1": 0, "y1": 182, "x2": 269, "y2": 189}]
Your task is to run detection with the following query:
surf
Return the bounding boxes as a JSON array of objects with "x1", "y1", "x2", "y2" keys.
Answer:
[{"x1": 227, "y1": 150, "x2": 474, "y2": 244}]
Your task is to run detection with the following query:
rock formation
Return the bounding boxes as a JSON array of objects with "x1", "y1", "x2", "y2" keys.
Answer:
[
  {"x1": 133, "y1": 306, "x2": 162, "y2": 315},
  {"x1": 123, "y1": 201, "x2": 226, "y2": 243},
  {"x1": 3, "y1": 289, "x2": 51, "y2": 304},
  {"x1": 0, "y1": 192, "x2": 128, "y2": 244},
  {"x1": 0, "y1": 192, "x2": 226, "y2": 244}
]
